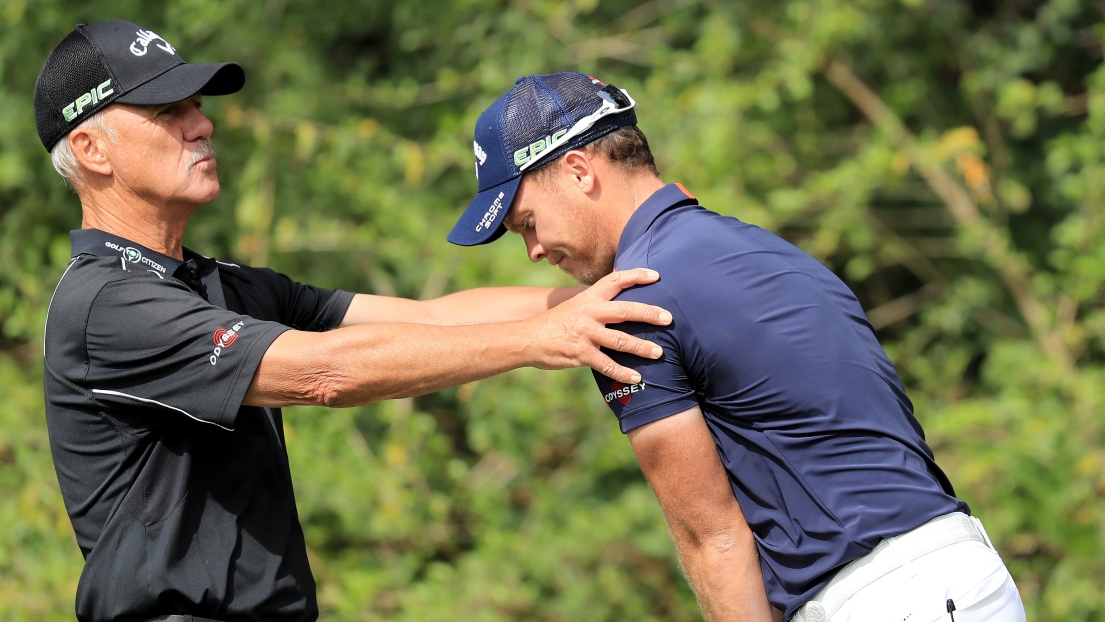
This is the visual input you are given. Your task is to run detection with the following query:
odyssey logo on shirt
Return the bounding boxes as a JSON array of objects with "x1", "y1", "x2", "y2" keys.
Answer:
[
  {"x1": 605, "y1": 380, "x2": 646, "y2": 406},
  {"x1": 210, "y1": 321, "x2": 244, "y2": 365}
]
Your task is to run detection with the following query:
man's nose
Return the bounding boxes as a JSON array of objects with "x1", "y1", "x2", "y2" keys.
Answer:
[
  {"x1": 185, "y1": 107, "x2": 214, "y2": 142},
  {"x1": 523, "y1": 232, "x2": 546, "y2": 263}
]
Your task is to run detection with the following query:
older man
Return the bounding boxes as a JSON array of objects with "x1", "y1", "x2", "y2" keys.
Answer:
[
  {"x1": 36, "y1": 23, "x2": 672, "y2": 622},
  {"x1": 449, "y1": 72, "x2": 1027, "y2": 622}
]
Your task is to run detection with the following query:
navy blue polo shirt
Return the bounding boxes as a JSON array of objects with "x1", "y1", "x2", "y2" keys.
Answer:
[
  {"x1": 44, "y1": 229, "x2": 353, "y2": 622},
  {"x1": 592, "y1": 184, "x2": 968, "y2": 618}
]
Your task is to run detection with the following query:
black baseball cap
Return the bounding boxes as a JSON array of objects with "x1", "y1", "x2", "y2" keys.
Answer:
[
  {"x1": 447, "y1": 72, "x2": 638, "y2": 246},
  {"x1": 33, "y1": 20, "x2": 245, "y2": 151}
]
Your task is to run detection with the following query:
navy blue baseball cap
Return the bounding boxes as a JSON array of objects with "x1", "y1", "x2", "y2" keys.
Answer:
[
  {"x1": 34, "y1": 20, "x2": 244, "y2": 151},
  {"x1": 447, "y1": 72, "x2": 638, "y2": 246}
]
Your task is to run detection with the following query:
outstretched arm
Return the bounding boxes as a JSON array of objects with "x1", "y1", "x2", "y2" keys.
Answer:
[
  {"x1": 628, "y1": 406, "x2": 782, "y2": 622},
  {"x1": 339, "y1": 285, "x2": 588, "y2": 326},
  {"x1": 246, "y1": 269, "x2": 669, "y2": 407}
]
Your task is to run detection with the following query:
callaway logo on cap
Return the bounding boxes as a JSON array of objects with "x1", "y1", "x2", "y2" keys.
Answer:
[
  {"x1": 447, "y1": 72, "x2": 638, "y2": 246},
  {"x1": 33, "y1": 20, "x2": 245, "y2": 151}
]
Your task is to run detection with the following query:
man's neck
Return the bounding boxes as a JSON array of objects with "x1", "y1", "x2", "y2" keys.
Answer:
[
  {"x1": 608, "y1": 172, "x2": 666, "y2": 241},
  {"x1": 79, "y1": 189, "x2": 191, "y2": 261}
]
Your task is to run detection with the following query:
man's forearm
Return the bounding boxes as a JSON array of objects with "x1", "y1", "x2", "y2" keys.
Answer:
[
  {"x1": 629, "y1": 409, "x2": 779, "y2": 622},
  {"x1": 675, "y1": 532, "x2": 779, "y2": 622},
  {"x1": 340, "y1": 286, "x2": 587, "y2": 327},
  {"x1": 423, "y1": 285, "x2": 587, "y2": 324},
  {"x1": 247, "y1": 319, "x2": 541, "y2": 407}
]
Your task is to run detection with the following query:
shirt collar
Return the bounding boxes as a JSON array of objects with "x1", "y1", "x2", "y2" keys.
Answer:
[
  {"x1": 615, "y1": 183, "x2": 698, "y2": 258},
  {"x1": 71, "y1": 229, "x2": 185, "y2": 277},
  {"x1": 70, "y1": 229, "x2": 227, "y2": 305}
]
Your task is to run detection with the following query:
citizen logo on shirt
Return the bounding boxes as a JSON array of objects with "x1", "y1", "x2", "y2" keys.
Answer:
[
  {"x1": 605, "y1": 381, "x2": 646, "y2": 406},
  {"x1": 210, "y1": 321, "x2": 244, "y2": 365},
  {"x1": 103, "y1": 241, "x2": 167, "y2": 274}
]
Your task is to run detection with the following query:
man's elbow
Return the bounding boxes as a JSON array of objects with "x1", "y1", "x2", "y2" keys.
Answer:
[
  {"x1": 248, "y1": 369, "x2": 381, "y2": 409},
  {"x1": 260, "y1": 331, "x2": 380, "y2": 408},
  {"x1": 299, "y1": 366, "x2": 372, "y2": 408},
  {"x1": 677, "y1": 519, "x2": 757, "y2": 558},
  {"x1": 306, "y1": 374, "x2": 345, "y2": 408},
  {"x1": 704, "y1": 527, "x2": 755, "y2": 559}
]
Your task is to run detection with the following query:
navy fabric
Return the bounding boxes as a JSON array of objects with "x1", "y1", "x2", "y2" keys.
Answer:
[
  {"x1": 44, "y1": 229, "x2": 353, "y2": 621},
  {"x1": 591, "y1": 184, "x2": 968, "y2": 619},
  {"x1": 448, "y1": 72, "x2": 637, "y2": 246}
]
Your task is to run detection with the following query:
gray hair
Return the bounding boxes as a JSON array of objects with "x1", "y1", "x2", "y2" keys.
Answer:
[{"x1": 49, "y1": 108, "x2": 118, "y2": 188}]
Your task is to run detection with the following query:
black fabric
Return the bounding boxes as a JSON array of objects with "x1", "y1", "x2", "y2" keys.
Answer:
[
  {"x1": 115, "y1": 62, "x2": 244, "y2": 106},
  {"x1": 33, "y1": 28, "x2": 116, "y2": 151},
  {"x1": 44, "y1": 229, "x2": 354, "y2": 622},
  {"x1": 34, "y1": 20, "x2": 244, "y2": 150}
]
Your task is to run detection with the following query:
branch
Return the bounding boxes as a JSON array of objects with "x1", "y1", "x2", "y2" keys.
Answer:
[
  {"x1": 866, "y1": 282, "x2": 946, "y2": 330},
  {"x1": 822, "y1": 59, "x2": 1074, "y2": 372}
]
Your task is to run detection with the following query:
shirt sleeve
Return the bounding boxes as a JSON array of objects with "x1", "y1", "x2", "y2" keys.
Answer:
[
  {"x1": 247, "y1": 266, "x2": 354, "y2": 331},
  {"x1": 591, "y1": 282, "x2": 700, "y2": 433},
  {"x1": 84, "y1": 274, "x2": 289, "y2": 430}
]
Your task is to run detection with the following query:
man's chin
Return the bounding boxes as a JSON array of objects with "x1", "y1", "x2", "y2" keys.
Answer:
[
  {"x1": 556, "y1": 256, "x2": 614, "y2": 286},
  {"x1": 569, "y1": 266, "x2": 612, "y2": 286},
  {"x1": 200, "y1": 180, "x2": 221, "y2": 203}
]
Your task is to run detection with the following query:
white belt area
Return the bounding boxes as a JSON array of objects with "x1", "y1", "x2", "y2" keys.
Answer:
[{"x1": 792, "y1": 512, "x2": 994, "y2": 622}]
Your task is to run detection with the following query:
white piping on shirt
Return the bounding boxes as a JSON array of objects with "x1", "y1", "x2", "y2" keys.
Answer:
[
  {"x1": 91, "y1": 389, "x2": 232, "y2": 431},
  {"x1": 43, "y1": 259, "x2": 78, "y2": 357}
]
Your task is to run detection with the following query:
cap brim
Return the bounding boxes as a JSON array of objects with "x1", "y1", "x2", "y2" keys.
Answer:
[
  {"x1": 447, "y1": 176, "x2": 521, "y2": 246},
  {"x1": 115, "y1": 62, "x2": 245, "y2": 105}
]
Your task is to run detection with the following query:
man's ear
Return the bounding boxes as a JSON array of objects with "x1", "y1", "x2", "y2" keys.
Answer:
[
  {"x1": 561, "y1": 150, "x2": 596, "y2": 193},
  {"x1": 69, "y1": 127, "x2": 114, "y2": 178}
]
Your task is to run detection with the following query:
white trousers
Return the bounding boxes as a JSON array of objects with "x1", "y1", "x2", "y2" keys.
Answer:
[{"x1": 791, "y1": 513, "x2": 1026, "y2": 622}]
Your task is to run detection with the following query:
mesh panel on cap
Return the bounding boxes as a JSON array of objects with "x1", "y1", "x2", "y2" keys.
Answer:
[
  {"x1": 34, "y1": 28, "x2": 116, "y2": 150},
  {"x1": 543, "y1": 72, "x2": 605, "y2": 119},
  {"x1": 497, "y1": 73, "x2": 636, "y2": 175},
  {"x1": 498, "y1": 79, "x2": 556, "y2": 158},
  {"x1": 499, "y1": 74, "x2": 602, "y2": 150}
]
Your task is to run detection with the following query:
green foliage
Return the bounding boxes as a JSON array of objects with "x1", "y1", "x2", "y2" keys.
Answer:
[{"x1": 2, "y1": 0, "x2": 1103, "y2": 620}]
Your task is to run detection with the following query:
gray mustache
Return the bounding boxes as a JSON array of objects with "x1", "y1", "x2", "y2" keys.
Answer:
[{"x1": 187, "y1": 141, "x2": 216, "y2": 171}]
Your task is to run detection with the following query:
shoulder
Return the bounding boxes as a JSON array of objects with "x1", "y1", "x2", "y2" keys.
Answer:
[
  {"x1": 619, "y1": 205, "x2": 765, "y2": 270},
  {"x1": 45, "y1": 256, "x2": 196, "y2": 365},
  {"x1": 50, "y1": 255, "x2": 190, "y2": 312},
  {"x1": 214, "y1": 258, "x2": 293, "y2": 290},
  {"x1": 613, "y1": 206, "x2": 746, "y2": 300}
]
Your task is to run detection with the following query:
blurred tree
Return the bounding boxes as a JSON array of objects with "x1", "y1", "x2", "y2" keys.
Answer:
[{"x1": 1, "y1": 0, "x2": 1102, "y2": 620}]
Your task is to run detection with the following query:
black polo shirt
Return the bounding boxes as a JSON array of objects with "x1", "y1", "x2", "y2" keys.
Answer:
[
  {"x1": 592, "y1": 185, "x2": 967, "y2": 618},
  {"x1": 43, "y1": 229, "x2": 354, "y2": 622}
]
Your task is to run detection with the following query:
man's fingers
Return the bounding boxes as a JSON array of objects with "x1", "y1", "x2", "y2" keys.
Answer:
[
  {"x1": 589, "y1": 354, "x2": 645, "y2": 385},
  {"x1": 602, "y1": 300, "x2": 673, "y2": 327},
  {"x1": 589, "y1": 268, "x2": 660, "y2": 301},
  {"x1": 600, "y1": 328, "x2": 664, "y2": 360}
]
